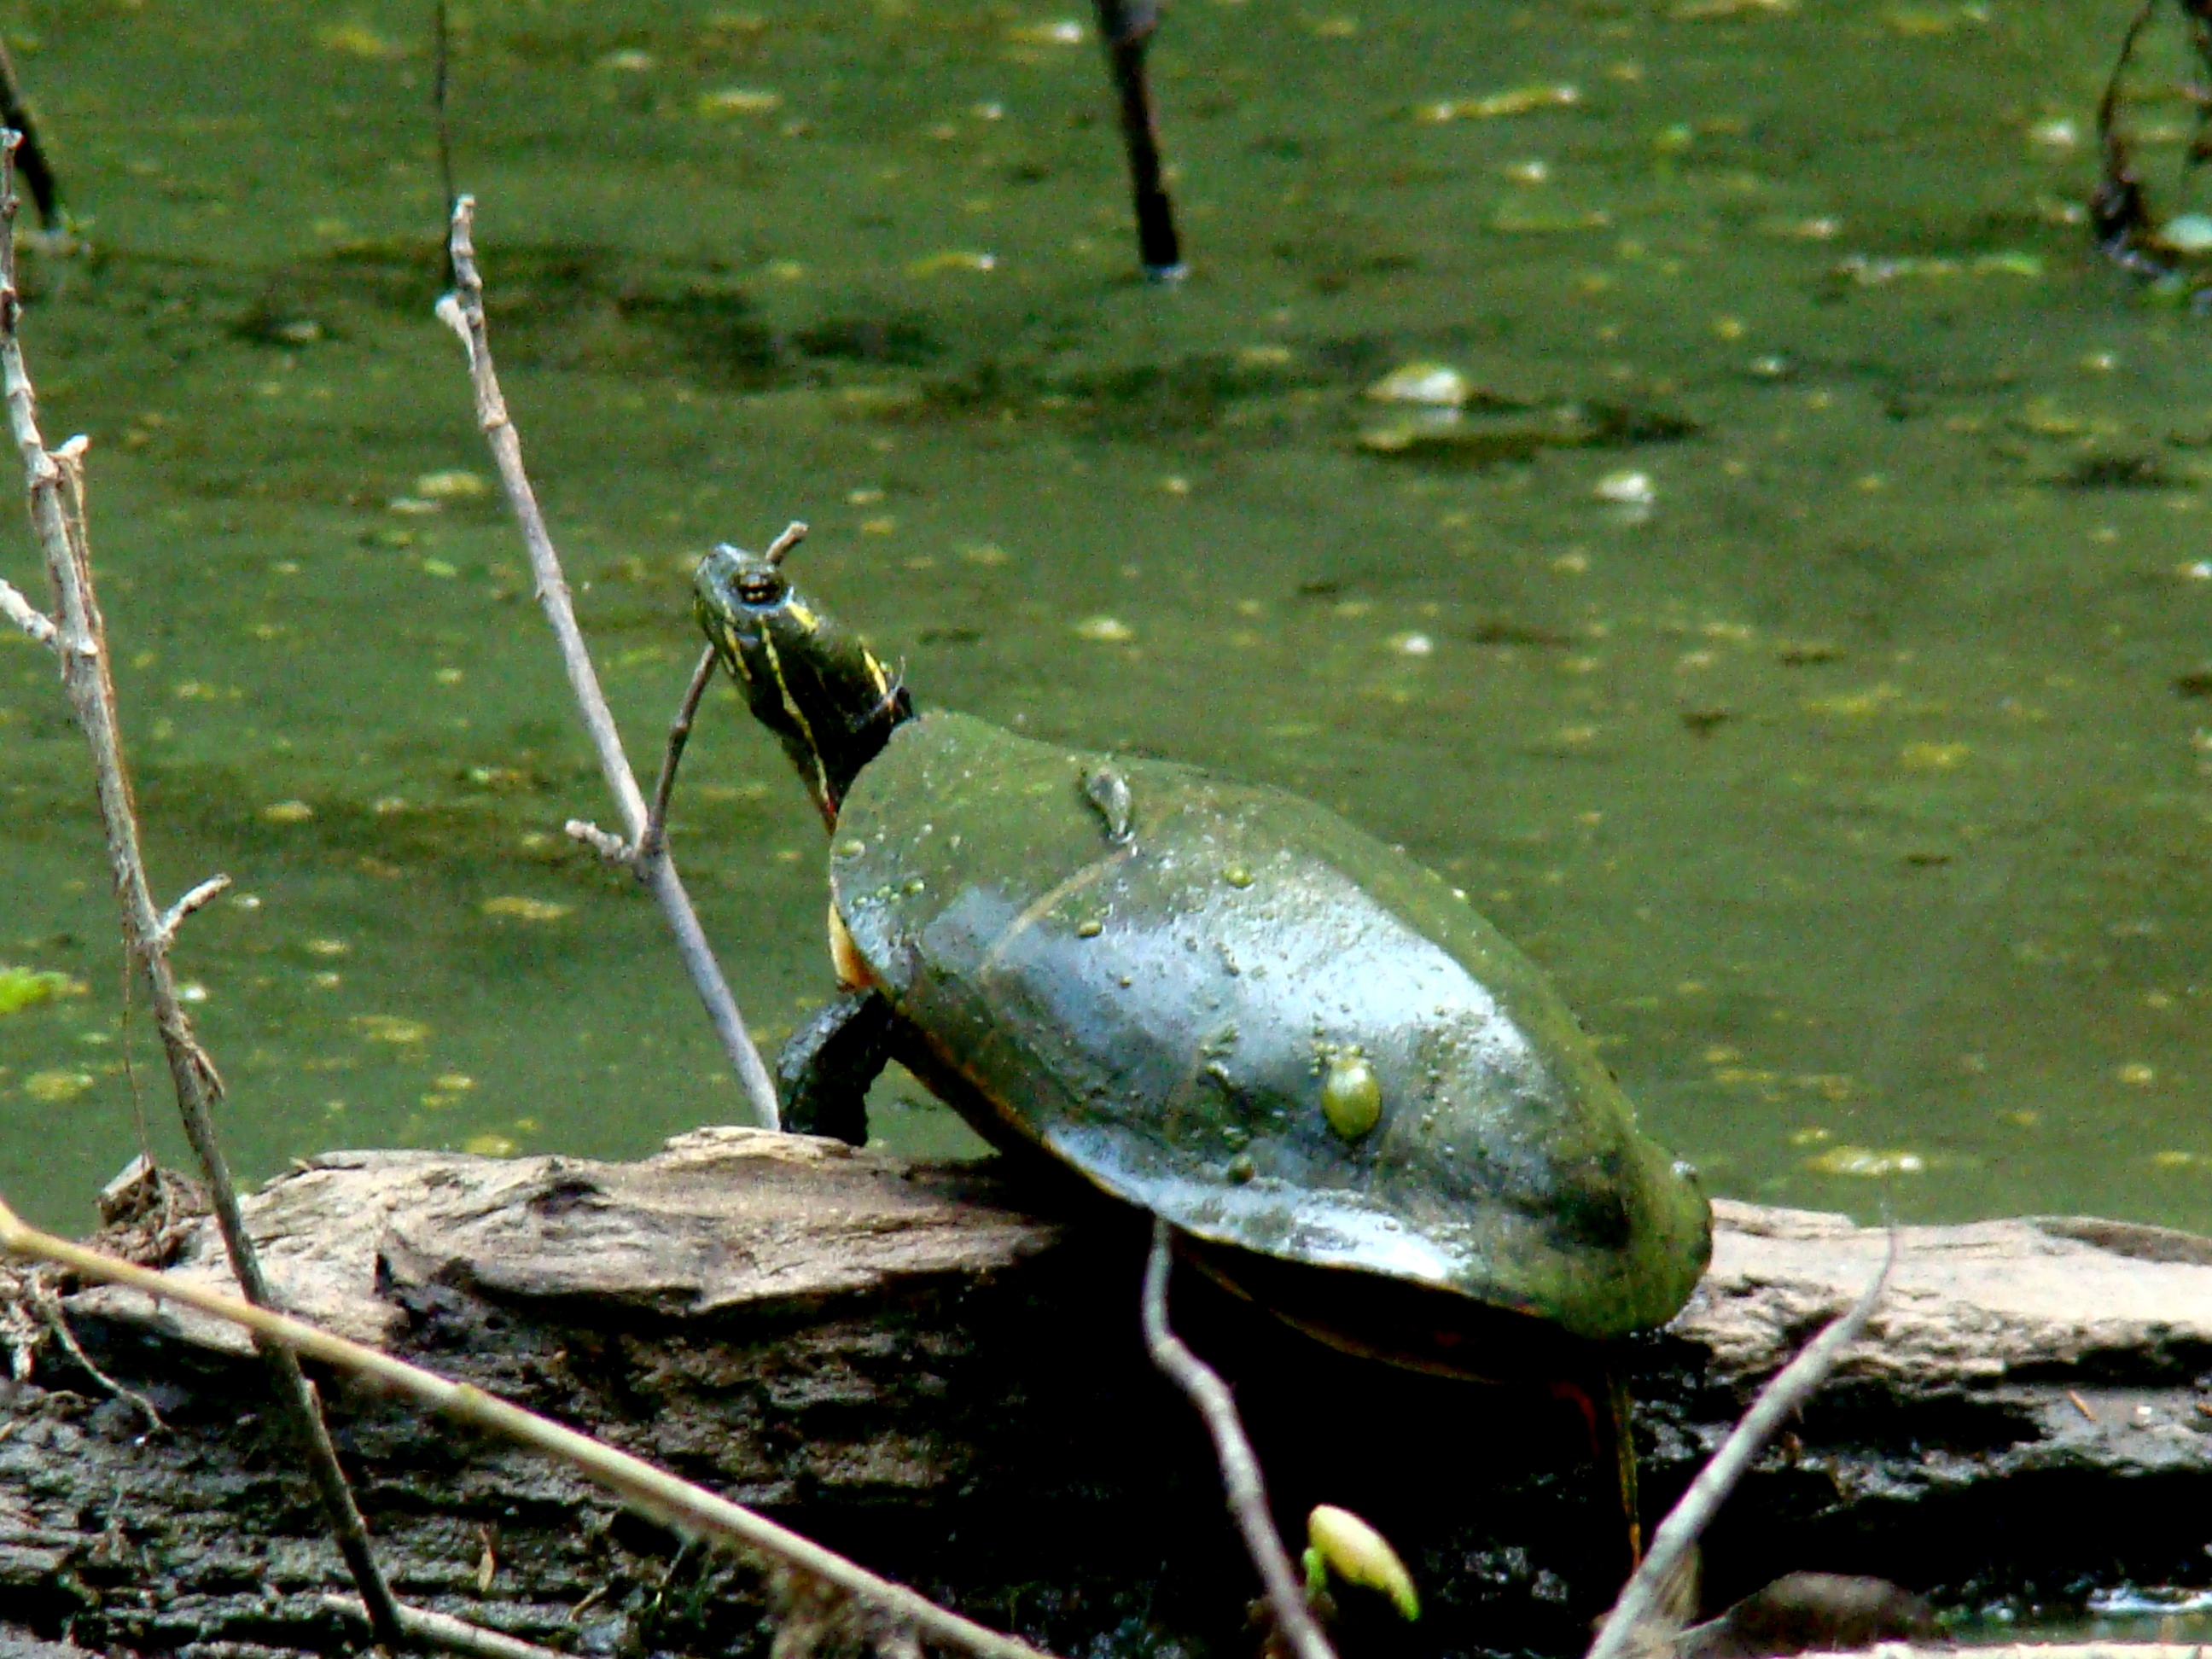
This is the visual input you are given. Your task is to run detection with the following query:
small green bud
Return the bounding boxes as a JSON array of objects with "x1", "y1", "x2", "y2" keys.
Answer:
[{"x1": 1306, "y1": 1505, "x2": 1419, "y2": 1621}]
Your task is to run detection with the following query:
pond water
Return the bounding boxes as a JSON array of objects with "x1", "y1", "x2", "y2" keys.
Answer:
[{"x1": 1, "y1": 0, "x2": 2207, "y2": 1237}]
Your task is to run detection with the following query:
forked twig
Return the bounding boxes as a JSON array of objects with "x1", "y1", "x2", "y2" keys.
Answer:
[
  {"x1": 0, "y1": 131, "x2": 410, "y2": 1651},
  {"x1": 0, "y1": 1198, "x2": 1063, "y2": 1659},
  {"x1": 638, "y1": 645, "x2": 718, "y2": 862},
  {"x1": 1586, "y1": 1233, "x2": 1899, "y2": 1659},
  {"x1": 434, "y1": 195, "x2": 780, "y2": 1131},
  {"x1": 1141, "y1": 1219, "x2": 1336, "y2": 1659}
]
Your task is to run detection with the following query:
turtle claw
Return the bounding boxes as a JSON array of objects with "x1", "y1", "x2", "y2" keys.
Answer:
[{"x1": 777, "y1": 989, "x2": 895, "y2": 1145}]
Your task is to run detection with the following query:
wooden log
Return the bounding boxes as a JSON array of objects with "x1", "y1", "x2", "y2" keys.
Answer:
[{"x1": 9, "y1": 1130, "x2": 2212, "y2": 1658}]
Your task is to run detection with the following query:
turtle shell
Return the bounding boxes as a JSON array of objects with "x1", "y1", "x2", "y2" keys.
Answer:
[{"x1": 832, "y1": 710, "x2": 1711, "y2": 1342}]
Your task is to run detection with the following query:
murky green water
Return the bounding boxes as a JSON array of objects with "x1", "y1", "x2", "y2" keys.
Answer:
[{"x1": 1, "y1": 0, "x2": 2207, "y2": 1236}]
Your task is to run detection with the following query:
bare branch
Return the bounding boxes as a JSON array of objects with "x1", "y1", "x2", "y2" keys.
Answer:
[
  {"x1": 764, "y1": 518, "x2": 808, "y2": 565},
  {"x1": 639, "y1": 645, "x2": 717, "y2": 862},
  {"x1": 323, "y1": 1594, "x2": 571, "y2": 1659},
  {"x1": 1587, "y1": 1232, "x2": 1899, "y2": 1659},
  {"x1": 564, "y1": 818, "x2": 633, "y2": 864},
  {"x1": 0, "y1": 129, "x2": 412, "y2": 1653},
  {"x1": 0, "y1": 573, "x2": 52, "y2": 643},
  {"x1": 28, "y1": 1274, "x2": 162, "y2": 1432},
  {"x1": 0, "y1": 1198, "x2": 1064, "y2": 1659},
  {"x1": 436, "y1": 195, "x2": 781, "y2": 1131},
  {"x1": 154, "y1": 873, "x2": 232, "y2": 953},
  {"x1": 564, "y1": 645, "x2": 723, "y2": 871},
  {"x1": 1141, "y1": 1219, "x2": 1336, "y2": 1659}
]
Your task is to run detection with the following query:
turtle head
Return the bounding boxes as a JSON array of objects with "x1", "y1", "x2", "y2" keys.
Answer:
[{"x1": 695, "y1": 530, "x2": 913, "y2": 829}]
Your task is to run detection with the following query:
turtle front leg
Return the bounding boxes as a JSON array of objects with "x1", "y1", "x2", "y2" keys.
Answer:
[{"x1": 778, "y1": 988, "x2": 896, "y2": 1145}]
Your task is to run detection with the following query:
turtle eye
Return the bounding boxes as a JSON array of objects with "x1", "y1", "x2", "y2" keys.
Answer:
[{"x1": 737, "y1": 568, "x2": 786, "y2": 606}]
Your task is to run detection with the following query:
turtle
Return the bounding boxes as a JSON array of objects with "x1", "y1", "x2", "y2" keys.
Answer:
[{"x1": 693, "y1": 534, "x2": 1712, "y2": 1548}]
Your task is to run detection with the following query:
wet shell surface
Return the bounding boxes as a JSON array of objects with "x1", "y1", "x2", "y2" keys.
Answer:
[{"x1": 831, "y1": 710, "x2": 1711, "y2": 1341}]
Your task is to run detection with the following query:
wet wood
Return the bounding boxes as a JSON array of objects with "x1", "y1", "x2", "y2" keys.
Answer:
[{"x1": 13, "y1": 1132, "x2": 2212, "y2": 1659}]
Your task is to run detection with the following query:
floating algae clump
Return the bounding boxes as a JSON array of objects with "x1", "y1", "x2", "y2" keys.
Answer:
[{"x1": 0, "y1": 966, "x2": 85, "y2": 1016}]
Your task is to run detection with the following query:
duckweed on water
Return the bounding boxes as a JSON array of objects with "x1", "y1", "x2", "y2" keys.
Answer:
[
  {"x1": 3, "y1": 0, "x2": 2210, "y2": 1234},
  {"x1": 0, "y1": 966, "x2": 84, "y2": 1015}
]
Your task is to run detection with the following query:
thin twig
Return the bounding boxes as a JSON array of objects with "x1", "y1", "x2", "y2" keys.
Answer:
[
  {"x1": 639, "y1": 646, "x2": 717, "y2": 862},
  {"x1": 0, "y1": 573, "x2": 52, "y2": 642},
  {"x1": 0, "y1": 130, "x2": 412, "y2": 1655},
  {"x1": 0, "y1": 1199, "x2": 1063, "y2": 1659},
  {"x1": 154, "y1": 873, "x2": 232, "y2": 952},
  {"x1": 28, "y1": 1273, "x2": 162, "y2": 1432},
  {"x1": 1140, "y1": 1219, "x2": 1336, "y2": 1659},
  {"x1": 565, "y1": 818, "x2": 632, "y2": 862},
  {"x1": 763, "y1": 519, "x2": 808, "y2": 564},
  {"x1": 434, "y1": 195, "x2": 780, "y2": 1131},
  {"x1": 323, "y1": 1595, "x2": 569, "y2": 1659},
  {"x1": 1586, "y1": 1232, "x2": 1899, "y2": 1659}
]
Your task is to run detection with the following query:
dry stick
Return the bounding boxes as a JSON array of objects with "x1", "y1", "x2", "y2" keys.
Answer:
[
  {"x1": 321, "y1": 1598, "x2": 566, "y2": 1659},
  {"x1": 566, "y1": 652, "x2": 713, "y2": 867},
  {"x1": 432, "y1": 195, "x2": 780, "y2": 1131},
  {"x1": 29, "y1": 1276, "x2": 163, "y2": 1432},
  {"x1": 0, "y1": 134, "x2": 414, "y2": 1656},
  {"x1": 0, "y1": 567, "x2": 50, "y2": 641},
  {"x1": 638, "y1": 645, "x2": 718, "y2": 862},
  {"x1": 1140, "y1": 1219, "x2": 1336, "y2": 1659},
  {"x1": 0, "y1": 1199, "x2": 1063, "y2": 1659},
  {"x1": 1585, "y1": 1233, "x2": 1900, "y2": 1659}
]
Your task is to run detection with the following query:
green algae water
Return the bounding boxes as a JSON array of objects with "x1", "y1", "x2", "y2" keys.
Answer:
[{"x1": 1, "y1": 0, "x2": 2207, "y2": 1235}]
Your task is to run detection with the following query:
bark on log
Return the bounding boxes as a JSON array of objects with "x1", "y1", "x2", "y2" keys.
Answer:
[{"x1": 9, "y1": 1129, "x2": 2212, "y2": 1659}]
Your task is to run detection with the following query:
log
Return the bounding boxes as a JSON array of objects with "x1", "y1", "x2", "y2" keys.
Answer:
[{"x1": 9, "y1": 1128, "x2": 2212, "y2": 1659}]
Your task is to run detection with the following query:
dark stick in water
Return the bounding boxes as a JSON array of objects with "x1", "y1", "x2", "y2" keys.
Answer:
[
  {"x1": 434, "y1": 0, "x2": 457, "y2": 281},
  {"x1": 0, "y1": 42, "x2": 61, "y2": 230},
  {"x1": 2092, "y1": 0, "x2": 2212, "y2": 282},
  {"x1": 1093, "y1": 0, "x2": 1185, "y2": 281}
]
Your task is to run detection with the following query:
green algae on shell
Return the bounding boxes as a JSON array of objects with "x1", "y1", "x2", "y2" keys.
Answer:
[{"x1": 827, "y1": 709, "x2": 1712, "y2": 1342}]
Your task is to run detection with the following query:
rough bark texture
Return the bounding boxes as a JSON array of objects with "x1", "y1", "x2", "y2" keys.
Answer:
[{"x1": 10, "y1": 1129, "x2": 2212, "y2": 1659}]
